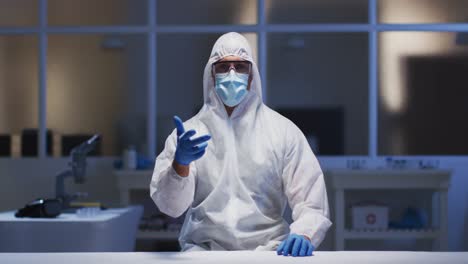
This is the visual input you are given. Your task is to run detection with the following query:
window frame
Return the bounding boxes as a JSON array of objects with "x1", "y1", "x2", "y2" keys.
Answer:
[{"x1": 0, "y1": 0, "x2": 467, "y2": 158}]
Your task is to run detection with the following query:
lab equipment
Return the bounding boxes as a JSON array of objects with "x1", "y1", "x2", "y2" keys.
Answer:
[
  {"x1": 15, "y1": 198, "x2": 62, "y2": 218},
  {"x1": 389, "y1": 207, "x2": 428, "y2": 229},
  {"x1": 276, "y1": 234, "x2": 315, "y2": 257},
  {"x1": 173, "y1": 116, "x2": 211, "y2": 166},
  {"x1": 150, "y1": 32, "x2": 331, "y2": 251},
  {"x1": 352, "y1": 204, "x2": 389, "y2": 230},
  {"x1": 113, "y1": 154, "x2": 154, "y2": 170},
  {"x1": 61, "y1": 134, "x2": 101, "y2": 156},
  {"x1": 76, "y1": 207, "x2": 101, "y2": 218},
  {"x1": 419, "y1": 159, "x2": 440, "y2": 169},
  {"x1": 123, "y1": 145, "x2": 137, "y2": 170},
  {"x1": 215, "y1": 69, "x2": 250, "y2": 107},
  {"x1": 385, "y1": 157, "x2": 424, "y2": 169},
  {"x1": 347, "y1": 159, "x2": 367, "y2": 170},
  {"x1": 55, "y1": 134, "x2": 100, "y2": 210}
]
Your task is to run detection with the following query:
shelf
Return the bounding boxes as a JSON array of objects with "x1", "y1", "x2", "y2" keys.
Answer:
[
  {"x1": 137, "y1": 230, "x2": 180, "y2": 240},
  {"x1": 328, "y1": 169, "x2": 451, "y2": 190},
  {"x1": 343, "y1": 229, "x2": 440, "y2": 240}
]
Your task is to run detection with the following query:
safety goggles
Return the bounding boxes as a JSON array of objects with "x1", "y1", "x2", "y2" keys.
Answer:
[{"x1": 212, "y1": 61, "x2": 252, "y2": 74}]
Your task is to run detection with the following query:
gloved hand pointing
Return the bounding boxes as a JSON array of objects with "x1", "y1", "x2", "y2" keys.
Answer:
[
  {"x1": 276, "y1": 234, "x2": 315, "y2": 257},
  {"x1": 173, "y1": 116, "x2": 211, "y2": 166}
]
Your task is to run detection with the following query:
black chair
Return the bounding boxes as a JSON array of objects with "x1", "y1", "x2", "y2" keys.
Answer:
[
  {"x1": 0, "y1": 135, "x2": 11, "y2": 157},
  {"x1": 21, "y1": 129, "x2": 53, "y2": 157}
]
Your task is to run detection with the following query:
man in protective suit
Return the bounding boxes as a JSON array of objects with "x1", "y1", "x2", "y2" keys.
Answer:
[{"x1": 150, "y1": 32, "x2": 331, "y2": 257}]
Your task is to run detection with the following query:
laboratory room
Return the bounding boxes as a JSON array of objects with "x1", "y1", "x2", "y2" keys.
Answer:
[{"x1": 1, "y1": 0, "x2": 468, "y2": 263}]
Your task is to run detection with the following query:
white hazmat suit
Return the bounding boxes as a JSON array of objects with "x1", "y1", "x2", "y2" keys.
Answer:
[{"x1": 150, "y1": 32, "x2": 332, "y2": 251}]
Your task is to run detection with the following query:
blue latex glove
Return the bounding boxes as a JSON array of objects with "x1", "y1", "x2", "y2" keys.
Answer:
[
  {"x1": 173, "y1": 116, "x2": 211, "y2": 166},
  {"x1": 276, "y1": 234, "x2": 315, "y2": 257}
]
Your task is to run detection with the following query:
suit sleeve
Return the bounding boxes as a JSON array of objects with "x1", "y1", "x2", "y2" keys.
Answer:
[
  {"x1": 149, "y1": 129, "x2": 196, "y2": 218},
  {"x1": 281, "y1": 123, "x2": 332, "y2": 248}
]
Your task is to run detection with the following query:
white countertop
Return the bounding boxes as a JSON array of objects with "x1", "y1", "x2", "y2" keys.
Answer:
[
  {"x1": 0, "y1": 208, "x2": 130, "y2": 222},
  {"x1": 0, "y1": 206, "x2": 143, "y2": 252},
  {"x1": 0, "y1": 251, "x2": 467, "y2": 264}
]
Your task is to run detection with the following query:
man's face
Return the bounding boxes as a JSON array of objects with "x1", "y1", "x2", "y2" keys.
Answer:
[{"x1": 212, "y1": 55, "x2": 253, "y2": 91}]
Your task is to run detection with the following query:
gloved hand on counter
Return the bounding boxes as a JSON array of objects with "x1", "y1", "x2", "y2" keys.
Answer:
[
  {"x1": 276, "y1": 234, "x2": 315, "y2": 257},
  {"x1": 173, "y1": 116, "x2": 211, "y2": 166}
]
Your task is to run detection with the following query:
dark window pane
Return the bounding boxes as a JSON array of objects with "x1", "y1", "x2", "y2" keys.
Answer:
[
  {"x1": 379, "y1": 32, "x2": 468, "y2": 155},
  {"x1": 379, "y1": 0, "x2": 468, "y2": 24},
  {"x1": 157, "y1": 0, "x2": 257, "y2": 25},
  {"x1": 268, "y1": 33, "x2": 369, "y2": 155},
  {"x1": 0, "y1": 0, "x2": 38, "y2": 26},
  {"x1": 0, "y1": 36, "x2": 38, "y2": 157},
  {"x1": 266, "y1": 0, "x2": 368, "y2": 24},
  {"x1": 47, "y1": 34, "x2": 147, "y2": 156},
  {"x1": 48, "y1": 0, "x2": 147, "y2": 26}
]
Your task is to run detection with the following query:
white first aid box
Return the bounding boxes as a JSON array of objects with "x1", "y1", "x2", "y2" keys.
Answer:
[{"x1": 352, "y1": 205, "x2": 389, "y2": 230}]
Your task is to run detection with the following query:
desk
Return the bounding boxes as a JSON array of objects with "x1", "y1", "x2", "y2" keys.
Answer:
[
  {"x1": 0, "y1": 251, "x2": 466, "y2": 264},
  {"x1": 0, "y1": 206, "x2": 143, "y2": 252}
]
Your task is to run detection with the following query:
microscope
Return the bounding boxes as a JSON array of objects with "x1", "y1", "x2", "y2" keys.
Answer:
[
  {"x1": 15, "y1": 135, "x2": 100, "y2": 218},
  {"x1": 55, "y1": 134, "x2": 100, "y2": 210}
]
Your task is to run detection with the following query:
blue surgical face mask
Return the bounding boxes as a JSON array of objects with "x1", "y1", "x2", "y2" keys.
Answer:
[{"x1": 215, "y1": 69, "x2": 249, "y2": 107}]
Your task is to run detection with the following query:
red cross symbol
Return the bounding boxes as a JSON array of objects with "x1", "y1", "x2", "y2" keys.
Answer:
[{"x1": 366, "y1": 213, "x2": 377, "y2": 225}]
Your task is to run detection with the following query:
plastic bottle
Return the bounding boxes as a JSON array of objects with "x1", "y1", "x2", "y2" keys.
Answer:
[{"x1": 123, "y1": 145, "x2": 137, "y2": 170}]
